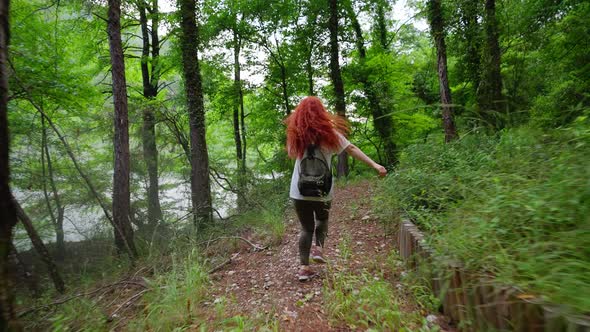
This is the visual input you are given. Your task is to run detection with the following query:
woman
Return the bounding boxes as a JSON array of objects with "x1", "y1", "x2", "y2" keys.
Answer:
[{"x1": 286, "y1": 96, "x2": 387, "y2": 281}]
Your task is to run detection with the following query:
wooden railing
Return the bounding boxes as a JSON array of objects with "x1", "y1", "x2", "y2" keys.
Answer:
[{"x1": 397, "y1": 219, "x2": 590, "y2": 332}]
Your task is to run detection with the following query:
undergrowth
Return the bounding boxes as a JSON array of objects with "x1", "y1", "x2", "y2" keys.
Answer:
[
  {"x1": 323, "y1": 249, "x2": 439, "y2": 331},
  {"x1": 127, "y1": 250, "x2": 210, "y2": 330},
  {"x1": 376, "y1": 121, "x2": 590, "y2": 315},
  {"x1": 21, "y1": 177, "x2": 290, "y2": 330}
]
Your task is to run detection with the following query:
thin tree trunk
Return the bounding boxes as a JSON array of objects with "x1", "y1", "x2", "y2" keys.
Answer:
[
  {"x1": 345, "y1": 2, "x2": 397, "y2": 165},
  {"x1": 234, "y1": 21, "x2": 246, "y2": 175},
  {"x1": 347, "y1": 4, "x2": 365, "y2": 60},
  {"x1": 41, "y1": 117, "x2": 65, "y2": 261},
  {"x1": 478, "y1": 0, "x2": 504, "y2": 129},
  {"x1": 375, "y1": 3, "x2": 388, "y2": 50},
  {"x1": 428, "y1": 0, "x2": 459, "y2": 142},
  {"x1": 9, "y1": 243, "x2": 40, "y2": 298},
  {"x1": 0, "y1": 0, "x2": 21, "y2": 326},
  {"x1": 306, "y1": 42, "x2": 314, "y2": 96},
  {"x1": 348, "y1": 4, "x2": 379, "y2": 159},
  {"x1": 280, "y1": 65, "x2": 290, "y2": 115},
  {"x1": 459, "y1": 0, "x2": 481, "y2": 98},
  {"x1": 233, "y1": 30, "x2": 246, "y2": 212},
  {"x1": 164, "y1": 113, "x2": 191, "y2": 163},
  {"x1": 328, "y1": 0, "x2": 348, "y2": 176},
  {"x1": 108, "y1": 0, "x2": 137, "y2": 258},
  {"x1": 372, "y1": 3, "x2": 397, "y2": 164},
  {"x1": 232, "y1": 33, "x2": 243, "y2": 163},
  {"x1": 150, "y1": 0, "x2": 161, "y2": 87},
  {"x1": 11, "y1": 196, "x2": 65, "y2": 294},
  {"x1": 240, "y1": 88, "x2": 246, "y2": 175},
  {"x1": 40, "y1": 118, "x2": 57, "y2": 237},
  {"x1": 46, "y1": 150, "x2": 65, "y2": 262},
  {"x1": 179, "y1": 0, "x2": 212, "y2": 228},
  {"x1": 305, "y1": 14, "x2": 317, "y2": 97},
  {"x1": 138, "y1": 0, "x2": 163, "y2": 231}
]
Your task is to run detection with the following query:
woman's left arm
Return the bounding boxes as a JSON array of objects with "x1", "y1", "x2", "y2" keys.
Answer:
[{"x1": 345, "y1": 144, "x2": 387, "y2": 177}]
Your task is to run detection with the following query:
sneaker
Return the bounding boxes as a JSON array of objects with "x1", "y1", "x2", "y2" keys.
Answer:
[
  {"x1": 298, "y1": 267, "x2": 317, "y2": 282},
  {"x1": 311, "y1": 246, "x2": 326, "y2": 264}
]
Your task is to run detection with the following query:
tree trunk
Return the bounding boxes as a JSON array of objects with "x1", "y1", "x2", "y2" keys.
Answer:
[
  {"x1": 240, "y1": 86, "x2": 246, "y2": 179},
  {"x1": 280, "y1": 65, "x2": 290, "y2": 115},
  {"x1": 233, "y1": 30, "x2": 246, "y2": 212},
  {"x1": 347, "y1": 3, "x2": 366, "y2": 60},
  {"x1": 328, "y1": 0, "x2": 348, "y2": 177},
  {"x1": 372, "y1": 3, "x2": 397, "y2": 165},
  {"x1": 179, "y1": 0, "x2": 213, "y2": 228},
  {"x1": 11, "y1": 196, "x2": 65, "y2": 294},
  {"x1": 306, "y1": 41, "x2": 314, "y2": 96},
  {"x1": 458, "y1": 0, "x2": 481, "y2": 98},
  {"x1": 375, "y1": 3, "x2": 388, "y2": 51},
  {"x1": 0, "y1": 0, "x2": 21, "y2": 326},
  {"x1": 138, "y1": 0, "x2": 163, "y2": 231},
  {"x1": 41, "y1": 117, "x2": 65, "y2": 261},
  {"x1": 9, "y1": 243, "x2": 40, "y2": 298},
  {"x1": 303, "y1": 9, "x2": 318, "y2": 97},
  {"x1": 107, "y1": 0, "x2": 137, "y2": 259},
  {"x1": 428, "y1": 0, "x2": 459, "y2": 142},
  {"x1": 346, "y1": 2, "x2": 397, "y2": 165},
  {"x1": 478, "y1": 0, "x2": 504, "y2": 129}
]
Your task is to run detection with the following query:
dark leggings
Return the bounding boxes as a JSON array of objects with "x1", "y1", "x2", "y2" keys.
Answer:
[{"x1": 293, "y1": 199, "x2": 331, "y2": 265}]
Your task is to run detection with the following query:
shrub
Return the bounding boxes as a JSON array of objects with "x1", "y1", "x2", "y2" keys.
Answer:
[{"x1": 377, "y1": 122, "x2": 590, "y2": 314}]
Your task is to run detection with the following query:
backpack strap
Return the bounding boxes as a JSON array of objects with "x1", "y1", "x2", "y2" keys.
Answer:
[
  {"x1": 306, "y1": 144, "x2": 329, "y2": 162},
  {"x1": 307, "y1": 144, "x2": 317, "y2": 158}
]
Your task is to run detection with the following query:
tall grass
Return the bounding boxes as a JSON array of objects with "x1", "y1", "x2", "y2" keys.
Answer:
[
  {"x1": 22, "y1": 176, "x2": 292, "y2": 330},
  {"x1": 323, "y1": 248, "x2": 439, "y2": 331},
  {"x1": 127, "y1": 250, "x2": 210, "y2": 330},
  {"x1": 377, "y1": 122, "x2": 590, "y2": 315},
  {"x1": 49, "y1": 298, "x2": 107, "y2": 331}
]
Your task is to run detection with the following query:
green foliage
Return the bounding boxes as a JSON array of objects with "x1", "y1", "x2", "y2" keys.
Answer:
[
  {"x1": 8, "y1": 0, "x2": 590, "y2": 327},
  {"x1": 378, "y1": 122, "x2": 590, "y2": 314},
  {"x1": 325, "y1": 271, "x2": 404, "y2": 330},
  {"x1": 49, "y1": 298, "x2": 107, "y2": 332},
  {"x1": 198, "y1": 313, "x2": 279, "y2": 331},
  {"x1": 324, "y1": 249, "x2": 439, "y2": 331},
  {"x1": 337, "y1": 234, "x2": 352, "y2": 261},
  {"x1": 224, "y1": 176, "x2": 290, "y2": 245},
  {"x1": 128, "y1": 250, "x2": 210, "y2": 331},
  {"x1": 397, "y1": 259, "x2": 442, "y2": 314},
  {"x1": 376, "y1": 132, "x2": 496, "y2": 229}
]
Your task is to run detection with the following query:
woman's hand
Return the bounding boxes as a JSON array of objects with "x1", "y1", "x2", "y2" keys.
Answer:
[{"x1": 374, "y1": 164, "x2": 387, "y2": 177}]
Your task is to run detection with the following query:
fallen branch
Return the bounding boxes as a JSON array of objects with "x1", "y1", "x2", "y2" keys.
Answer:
[
  {"x1": 208, "y1": 258, "x2": 232, "y2": 274},
  {"x1": 18, "y1": 280, "x2": 146, "y2": 317},
  {"x1": 107, "y1": 289, "x2": 150, "y2": 322},
  {"x1": 198, "y1": 236, "x2": 267, "y2": 252}
]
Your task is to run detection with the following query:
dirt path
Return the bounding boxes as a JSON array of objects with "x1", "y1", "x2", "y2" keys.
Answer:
[{"x1": 205, "y1": 180, "x2": 450, "y2": 331}]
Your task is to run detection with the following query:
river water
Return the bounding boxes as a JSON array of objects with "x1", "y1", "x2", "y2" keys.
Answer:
[{"x1": 13, "y1": 176, "x2": 235, "y2": 250}]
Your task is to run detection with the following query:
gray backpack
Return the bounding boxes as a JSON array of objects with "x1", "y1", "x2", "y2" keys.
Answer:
[{"x1": 297, "y1": 144, "x2": 332, "y2": 197}]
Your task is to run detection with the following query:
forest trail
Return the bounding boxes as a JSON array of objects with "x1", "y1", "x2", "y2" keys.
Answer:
[{"x1": 201, "y1": 180, "x2": 451, "y2": 331}]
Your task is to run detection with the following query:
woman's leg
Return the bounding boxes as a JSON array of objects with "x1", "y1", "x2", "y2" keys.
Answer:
[
  {"x1": 313, "y1": 201, "x2": 331, "y2": 248},
  {"x1": 293, "y1": 199, "x2": 315, "y2": 265}
]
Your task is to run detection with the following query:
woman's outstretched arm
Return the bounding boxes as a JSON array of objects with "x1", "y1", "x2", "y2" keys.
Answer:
[{"x1": 345, "y1": 144, "x2": 387, "y2": 177}]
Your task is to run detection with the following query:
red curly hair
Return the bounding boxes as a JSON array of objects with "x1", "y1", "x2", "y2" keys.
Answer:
[{"x1": 285, "y1": 96, "x2": 349, "y2": 159}]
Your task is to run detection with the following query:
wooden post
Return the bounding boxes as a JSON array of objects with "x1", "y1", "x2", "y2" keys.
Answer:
[{"x1": 395, "y1": 219, "x2": 590, "y2": 331}]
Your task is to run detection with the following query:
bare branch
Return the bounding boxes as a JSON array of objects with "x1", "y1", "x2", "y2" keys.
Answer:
[
  {"x1": 18, "y1": 281, "x2": 147, "y2": 317},
  {"x1": 106, "y1": 289, "x2": 149, "y2": 322},
  {"x1": 197, "y1": 236, "x2": 267, "y2": 252}
]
